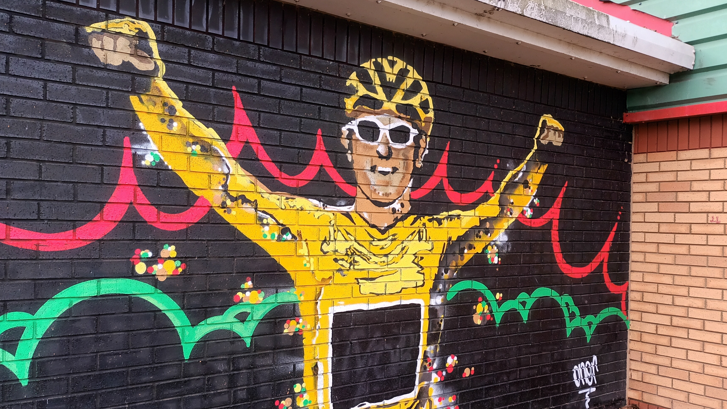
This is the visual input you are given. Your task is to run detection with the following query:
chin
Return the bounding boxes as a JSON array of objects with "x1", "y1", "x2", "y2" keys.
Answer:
[{"x1": 368, "y1": 186, "x2": 406, "y2": 204}]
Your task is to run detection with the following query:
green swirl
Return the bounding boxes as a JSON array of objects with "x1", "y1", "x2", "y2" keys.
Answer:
[
  {"x1": 0, "y1": 278, "x2": 298, "y2": 385},
  {"x1": 446, "y1": 280, "x2": 629, "y2": 342}
]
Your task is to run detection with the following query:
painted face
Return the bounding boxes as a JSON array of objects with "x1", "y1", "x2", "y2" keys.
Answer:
[{"x1": 342, "y1": 115, "x2": 427, "y2": 205}]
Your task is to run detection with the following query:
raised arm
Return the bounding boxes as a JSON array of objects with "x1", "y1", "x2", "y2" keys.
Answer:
[
  {"x1": 433, "y1": 115, "x2": 564, "y2": 272},
  {"x1": 85, "y1": 19, "x2": 331, "y2": 263}
]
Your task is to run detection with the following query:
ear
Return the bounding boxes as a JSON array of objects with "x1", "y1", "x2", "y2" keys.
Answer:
[
  {"x1": 415, "y1": 135, "x2": 428, "y2": 168},
  {"x1": 340, "y1": 129, "x2": 353, "y2": 162}
]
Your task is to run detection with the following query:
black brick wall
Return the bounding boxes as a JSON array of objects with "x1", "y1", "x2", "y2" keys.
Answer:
[{"x1": 0, "y1": 0, "x2": 631, "y2": 408}]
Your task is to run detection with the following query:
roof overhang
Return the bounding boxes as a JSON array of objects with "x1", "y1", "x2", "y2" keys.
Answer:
[{"x1": 282, "y1": 0, "x2": 695, "y2": 89}]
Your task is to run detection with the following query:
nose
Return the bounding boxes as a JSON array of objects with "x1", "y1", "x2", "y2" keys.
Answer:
[{"x1": 376, "y1": 131, "x2": 393, "y2": 160}]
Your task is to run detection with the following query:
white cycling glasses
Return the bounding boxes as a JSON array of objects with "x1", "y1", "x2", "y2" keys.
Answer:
[{"x1": 342, "y1": 116, "x2": 420, "y2": 148}]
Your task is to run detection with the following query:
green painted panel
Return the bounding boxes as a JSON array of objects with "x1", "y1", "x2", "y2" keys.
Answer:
[
  {"x1": 625, "y1": 0, "x2": 727, "y2": 20},
  {"x1": 627, "y1": 69, "x2": 727, "y2": 110},
  {"x1": 672, "y1": 8, "x2": 727, "y2": 44},
  {"x1": 693, "y1": 39, "x2": 727, "y2": 70},
  {"x1": 619, "y1": 0, "x2": 727, "y2": 111}
]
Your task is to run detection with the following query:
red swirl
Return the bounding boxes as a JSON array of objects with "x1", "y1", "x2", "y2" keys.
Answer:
[{"x1": 518, "y1": 183, "x2": 628, "y2": 314}]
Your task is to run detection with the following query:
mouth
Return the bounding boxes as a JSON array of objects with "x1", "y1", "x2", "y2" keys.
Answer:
[{"x1": 369, "y1": 166, "x2": 399, "y2": 176}]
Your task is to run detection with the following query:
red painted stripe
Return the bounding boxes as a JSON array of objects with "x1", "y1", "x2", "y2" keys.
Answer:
[
  {"x1": 569, "y1": 0, "x2": 672, "y2": 36},
  {"x1": 624, "y1": 100, "x2": 727, "y2": 124}
]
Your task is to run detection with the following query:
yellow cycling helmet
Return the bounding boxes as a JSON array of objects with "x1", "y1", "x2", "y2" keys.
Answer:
[{"x1": 345, "y1": 57, "x2": 434, "y2": 136}]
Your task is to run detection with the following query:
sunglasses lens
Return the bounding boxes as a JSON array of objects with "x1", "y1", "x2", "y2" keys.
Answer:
[
  {"x1": 388, "y1": 126, "x2": 413, "y2": 144},
  {"x1": 357, "y1": 120, "x2": 379, "y2": 143}
]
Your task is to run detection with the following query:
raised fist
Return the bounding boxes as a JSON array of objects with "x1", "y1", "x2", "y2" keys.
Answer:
[
  {"x1": 536, "y1": 114, "x2": 564, "y2": 146},
  {"x1": 88, "y1": 32, "x2": 156, "y2": 72}
]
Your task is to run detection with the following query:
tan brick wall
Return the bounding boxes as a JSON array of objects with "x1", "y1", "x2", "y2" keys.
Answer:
[{"x1": 630, "y1": 148, "x2": 727, "y2": 409}]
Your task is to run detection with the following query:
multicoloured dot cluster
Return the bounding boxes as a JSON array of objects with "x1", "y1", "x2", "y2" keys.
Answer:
[
  {"x1": 186, "y1": 141, "x2": 202, "y2": 156},
  {"x1": 446, "y1": 354, "x2": 457, "y2": 373},
  {"x1": 142, "y1": 151, "x2": 161, "y2": 167},
  {"x1": 274, "y1": 398, "x2": 292, "y2": 408},
  {"x1": 435, "y1": 394, "x2": 458, "y2": 409},
  {"x1": 473, "y1": 296, "x2": 491, "y2": 325},
  {"x1": 534, "y1": 198, "x2": 540, "y2": 206},
  {"x1": 462, "y1": 366, "x2": 475, "y2": 378},
  {"x1": 523, "y1": 207, "x2": 533, "y2": 218},
  {"x1": 130, "y1": 245, "x2": 185, "y2": 282},
  {"x1": 283, "y1": 318, "x2": 309, "y2": 335},
  {"x1": 485, "y1": 244, "x2": 500, "y2": 264},
  {"x1": 293, "y1": 383, "x2": 311, "y2": 407},
  {"x1": 233, "y1": 277, "x2": 265, "y2": 304}
]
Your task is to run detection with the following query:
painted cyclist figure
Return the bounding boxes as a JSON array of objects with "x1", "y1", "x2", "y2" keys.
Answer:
[{"x1": 86, "y1": 18, "x2": 564, "y2": 409}]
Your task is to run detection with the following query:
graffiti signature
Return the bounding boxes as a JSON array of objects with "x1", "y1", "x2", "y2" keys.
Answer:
[{"x1": 573, "y1": 355, "x2": 599, "y2": 408}]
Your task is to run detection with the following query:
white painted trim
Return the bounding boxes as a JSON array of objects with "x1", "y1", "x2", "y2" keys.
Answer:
[{"x1": 281, "y1": 0, "x2": 695, "y2": 89}]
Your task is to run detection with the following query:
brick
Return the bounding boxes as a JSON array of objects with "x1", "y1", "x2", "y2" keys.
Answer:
[
  {"x1": 691, "y1": 158, "x2": 725, "y2": 169},
  {"x1": 691, "y1": 180, "x2": 724, "y2": 190},
  {"x1": 644, "y1": 233, "x2": 675, "y2": 244},
  {"x1": 657, "y1": 284, "x2": 688, "y2": 296},
  {"x1": 676, "y1": 213, "x2": 707, "y2": 223},
  {"x1": 709, "y1": 168, "x2": 727, "y2": 179},
  {"x1": 671, "y1": 337, "x2": 703, "y2": 352},
  {"x1": 647, "y1": 171, "x2": 676, "y2": 182},
  {"x1": 9, "y1": 180, "x2": 73, "y2": 200},
  {"x1": 0, "y1": 32, "x2": 41, "y2": 57},
  {"x1": 656, "y1": 304, "x2": 687, "y2": 316},
  {"x1": 634, "y1": 162, "x2": 660, "y2": 173},
  {"x1": 190, "y1": 50, "x2": 237, "y2": 73},
  {"x1": 633, "y1": 153, "x2": 648, "y2": 163},
  {"x1": 678, "y1": 149, "x2": 711, "y2": 160},
  {"x1": 689, "y1": 287, "x2": 723, "y2": 300},
  {"x1": 642, "y1": 373, "x2": 673, "y2": 388},
  {"x1": 657, "y1": 386, "x2": 688, "y2": 402},
  {"x1": 689, "y1": 202, "x2": 723, "y2": 212},
  {"x1": 633, "y1": 222, "x2": 659, "y2": 232},
  {"x1": 689, "y1": 393, "x2": 720, "y2": 409},
  {"x1": 693, "y1": 225, "x2": 724, "y2": 234},
  {"x1": 677, "y1": 191, "x2": 709, "y2": 201},
  {"x1": 660, "y1": 223, "x2": 690, "y2": 234},
  {"x1": 633, "y1": 182, "x2": 659, "y2": 192},
  {"x1": 659, "y1": 203, "x2": 689, "y2": 213},
  {"x1": 44, "y1": 1, "x2": 106, "y2": 24},
  {"x1": 659, "y1": 181, "x2": 691, "y2": 192},
  {"x1": 43, "y1": 122, "x2": 103, "y2": 145},
  {"x1": 706, "y1": 278, "x2": 727, "y2": 289},
  {"x1": 48, "y1": 83, "x2": 108, "y2": 107},
  {"x1": 678, "y1": 170, "x2": 710, "y2": 181},
  {"x1": 214, "y1": 37, "x2": 258, "y2": 59},
  {"x1": 648, "y1": 151, "x2": 677, "y2": 162},
  {"x1": 645, "y1": 213, "x2": 674, "y2": 223},
  {"x1": 661, "y1": 160, "x2": 691, "y2": 171},
  {"x1": 690, "y1": 245, "x2": 719, "y2": 258},
  {"x1": 0, "y1": 0, "x2": 42, "y2": 15},
  {"x1": 647, "y1": 192, "x2": 677, "y2": 202},
  {"x1": 76, "y1": 67, "x2": 132, "y2": 91},
  {"x1": 708, "y1": 190, "x2": 727, "y2": 201},
  {"x1": 656, "y1": 325, "x2": 688, "y2": 338},
  {"x1": 672, "y1": 316, "x2": 705, "y2": 330},
  {"x1": 164, "y1": 26, "x2": 212, "y2": 49},
  {"x1": 12, "y1": 16, "x2": 75, "y2": 43},
  {"x1": 672, "y1": 358, "x2": 703, "y2": 373},
  {"x1": 690, "y1": 265, "x2": 723, "y2": 277},
  {"x1": 710, "y1": 147, "x2": 727, "y2": 157},
  {"x1": 8, "y1": 57, "x2": 72, "y2": 82},
  {"x1": 9, "y1": 99, "x2": 73, "y2": 122},
  {"x1": 0, "y1": 74, "x2": 44, "y2": 98}
]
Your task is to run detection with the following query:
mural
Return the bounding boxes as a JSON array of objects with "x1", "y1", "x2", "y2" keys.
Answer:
[{"x1": 0, "y1": 5, "x2": 630, "y2": 408}]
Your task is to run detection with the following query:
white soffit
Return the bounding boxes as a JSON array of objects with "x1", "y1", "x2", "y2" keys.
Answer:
[{"x1": 281, "y1": 0, "x2": 695, "y2": 89}]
